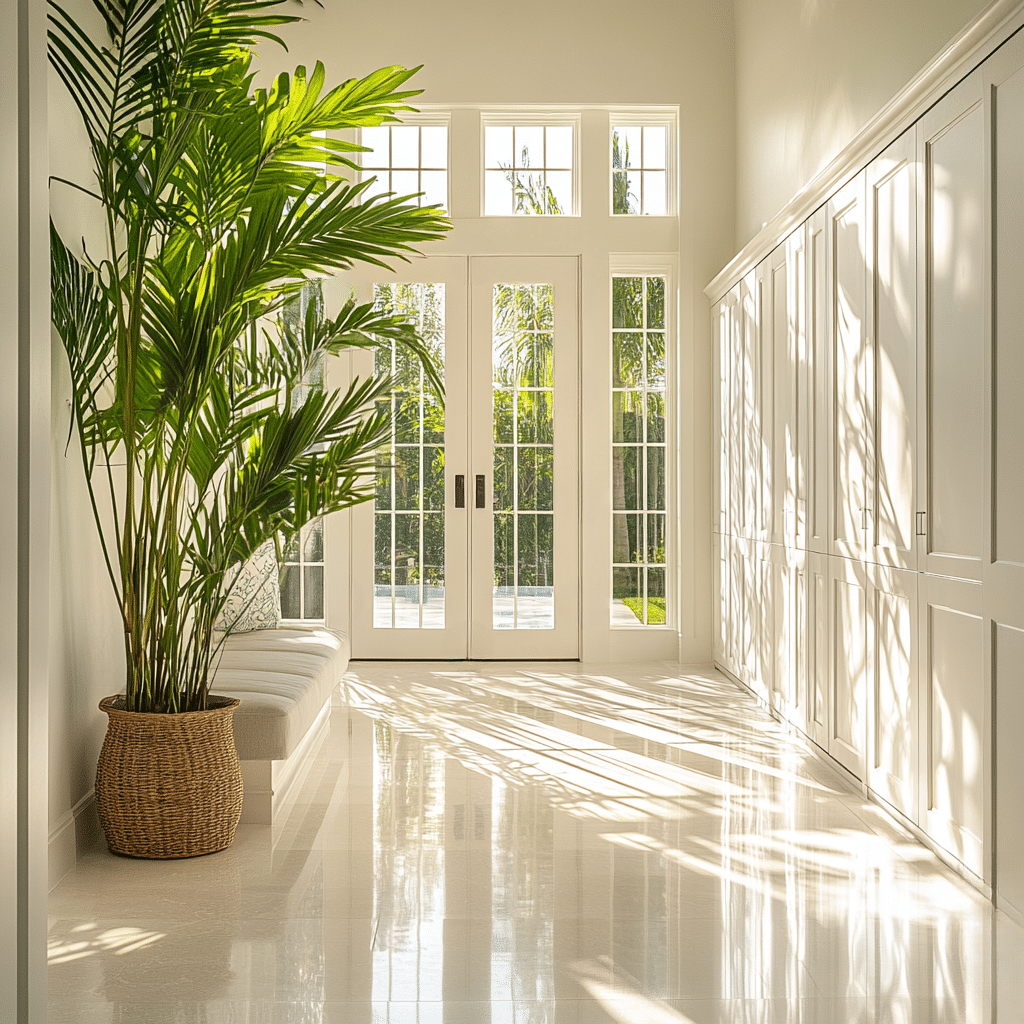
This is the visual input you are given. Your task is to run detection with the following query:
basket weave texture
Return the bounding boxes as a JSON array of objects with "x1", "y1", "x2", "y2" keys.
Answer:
[{"x1": 96, "y1": 695, "x2": 244, "y2": 859}]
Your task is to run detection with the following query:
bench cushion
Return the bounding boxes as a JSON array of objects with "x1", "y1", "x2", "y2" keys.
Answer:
[{"x1": 211, "y1": 626, "x2": 350, "y2": 761}]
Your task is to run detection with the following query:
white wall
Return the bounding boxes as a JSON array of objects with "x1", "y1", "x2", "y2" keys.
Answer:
[
  {"x1": 5, "y1": 0, "x2": 52, "y2": 1016},
  {"x1": 277, "y1": 0, "x2": 736, "y2": 662},
  {"x1": 47, "y1": 0, "x2": 125, "y2": 884},
  {"x1": 733, "y1": 0, "x2": 988, "y2": 247}
]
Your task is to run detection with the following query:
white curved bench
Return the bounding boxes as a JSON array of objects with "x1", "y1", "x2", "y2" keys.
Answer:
[{"x1": 212, "y1": 626, "x2": 350, "y2": 824}]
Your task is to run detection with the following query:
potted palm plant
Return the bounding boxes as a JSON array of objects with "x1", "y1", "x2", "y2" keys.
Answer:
[{"x1": 48, "y1": 0, "x2": 449, "y2": 857}]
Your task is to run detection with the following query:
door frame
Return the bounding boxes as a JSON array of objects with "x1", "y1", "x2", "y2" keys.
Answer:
[{"x1": 336, "y1": 253, "x2": 581, "y2": 660}]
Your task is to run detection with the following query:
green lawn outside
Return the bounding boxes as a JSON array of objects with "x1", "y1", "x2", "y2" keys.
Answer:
[{"x1": 621, "y1": 596, "x2": 666, "y2": 624}]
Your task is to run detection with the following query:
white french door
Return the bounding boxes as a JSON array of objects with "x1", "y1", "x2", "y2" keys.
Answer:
[{"x1": 347, "y1": 255, "x2": 580, "y2": 659}]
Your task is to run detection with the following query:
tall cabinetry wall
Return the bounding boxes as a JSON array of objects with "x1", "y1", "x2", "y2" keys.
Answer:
[{"x1": 712, "y1": 31, "x2": 1024, "y2": 918}]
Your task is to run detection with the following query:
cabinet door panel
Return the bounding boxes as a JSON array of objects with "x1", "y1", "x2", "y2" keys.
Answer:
[
  {"x1": 789, "y1": 229, "x2": 808, "y2": 549},
  {"x1": 741, "y1": 271, "x2": 759, "y2": 539},
  {"x1": 772, "y1": 230, "x2": 806, "y2": 550},
  {"x1": 920, "y1": 574, "x2": 986, "y2": 879},
  {"x1": 920, "y1": 79, "x2": 986, "y2": 581},
  {"x1": 718, "y1": 290, "x2": 742, "y2": 539},
  {"x1": 807, "y1": 551, "x2": 830, "y2": 751},
  {"x1": 773, "y1": 548, "x2": 807, "y2": 731},
  {"x1": 829, "y1": 555, "x2": 869, "y2": 779},
  {"x1": 868, "y1": 564, "x2": 919, "y2": 822},
  {"x1": 714, "y1": 533, "x2": 728, "y2": 669},
  {"x1": 868, "y1": 131, "x2": 918, "y2": 571},
  {"x1": 807, "y1": 210, "x2": 830, "y2": 554},
  {"x1": 755, "y1": 543, "x2": 774, "y2": 702},
  {"x1": 829, "y1": 173, "x2": 870, "y2": 561},
  {"x1": 992, "y1": 58, "x2": 1024, "y2": 569},
  {"x1": 728, "y1": 286, "x2": 744, "y2": 540},
  {"x1": 994, "y1": 619, "x2": 1024, "y2": 917},
  {"x1": 987, "y1": 27, "x2": 1024, "y2": 920},
  {"x1": 757, "y1": 259, "x2": 774, "y2": 541}
]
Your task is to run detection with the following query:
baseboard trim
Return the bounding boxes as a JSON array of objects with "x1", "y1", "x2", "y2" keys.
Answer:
[
  {"x1": 48, "y1": 791, "x2": 100, "y2": 891},
  {"x1": 714, "y1": 659, "x2": 994, "y2": 902}
]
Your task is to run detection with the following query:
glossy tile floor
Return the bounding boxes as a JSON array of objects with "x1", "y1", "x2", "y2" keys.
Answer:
[{"x1": 48, "y1": 663, "x2": 1024, "y2": 1023}]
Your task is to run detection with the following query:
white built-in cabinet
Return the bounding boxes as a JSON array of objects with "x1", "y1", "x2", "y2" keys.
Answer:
[{"x1": 713, "y1": 31, "x2": 1024, "y2": 911}]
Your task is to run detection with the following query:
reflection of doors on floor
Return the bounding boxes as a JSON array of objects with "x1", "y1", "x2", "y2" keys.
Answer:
[{"x1": 347, "y1": 255, "x2": 579, "y2": 660}]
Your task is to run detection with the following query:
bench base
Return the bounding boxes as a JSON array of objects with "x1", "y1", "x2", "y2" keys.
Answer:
[{"x1": 238, "y1": 697, "x2": 332, "y2": 825}]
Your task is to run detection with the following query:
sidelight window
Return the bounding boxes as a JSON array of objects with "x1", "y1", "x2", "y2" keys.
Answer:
[{"x1": 612, "y1": 274, "x2": 668, "y2": 626}]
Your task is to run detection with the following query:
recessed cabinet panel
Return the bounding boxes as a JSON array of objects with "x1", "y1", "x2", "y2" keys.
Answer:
[
  {"x1": 995, "y1": 622, "x2": 1024, "y2": 918},
  {"x1": 993, "y1": 64, "x2": 1024, "y2": 568},
  {"x1": 830, "y1": 555, "x2": 869, "y2": 778},
  {"x1": 922, "y1": 91, "x2": 986, "y2": 581},
  {"x1": 715, "y1": 533, "x2": 728, "y2": 668},
  {"x1": 807, "y1": 551, "x2": 830, "y2": 751},
  {"x1": 922, "y1": 575, "x2": 985, "y2": 878},
  {"x1": 770, "y1": 246, "x2": 789, "y2": 546},
  {"x1": 987, "y1": 34, "x2": 1024, "y2": 919},
  {"x1": 773, "y1": 231, "x2": 806, "y2": 550},
  {"x1": 758, "y1": 260, "x2": 774, "y2": 540},
  {"x1": 868, "y1": 564, "x2": 919, "y2": 822},
  {"x1": 737, "y1": 548, "x2": 754, "y2": 685},
  {"x1": 742, "y1": 272, "x2": 759, "y2": 539},
  {"x1": 829, "y1": 174, "x2": 870, "y2": 561},
  {"x1": 774, "y1": 550, "x2": 807, "y2": 730},
  {"x1": 729, "y1": 286, "x2": 745, "y2": 541},
  {"x1": 755, "y1": 546, "x2": 774, "y2": 701},
  {"x1": 789, "y1": 231, "x2": 808, "y2": 549},
  {"x1": 716, "y1": 293, "x2": 735, "y2": 538},
  {"x1": 868, "y1": 133, "x2": 918, "y2": 571},
  {"x1": 807, "y1": 211, "x2": 829, "y2": 555}
]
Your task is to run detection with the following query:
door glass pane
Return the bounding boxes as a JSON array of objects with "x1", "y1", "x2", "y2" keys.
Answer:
[
  {"x1": 493, "y1": 283, "x2": 555, "y2": 629},
  {"x1": 372, "y1": 283, "x2": 446, "y2": 629}
]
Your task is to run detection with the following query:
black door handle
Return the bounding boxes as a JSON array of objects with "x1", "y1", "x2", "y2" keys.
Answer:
[
  {"x1": 475, "y1": 474, "x2": 486, "y2": 508},
  {"x1": 455, "y1": 474, "x2": 465, "y2": 508}
]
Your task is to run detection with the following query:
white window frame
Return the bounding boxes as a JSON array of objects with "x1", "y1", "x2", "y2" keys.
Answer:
[
  {"x1": 355, "y1": 111, "x2": 452, "y2": 212},
  {"x1": 280, "y1": 519, "x2": 326, "y2": 624},
  {"x1": 608, "y1": 254, "x2": 677, "y2": 630},
  {"x1": 608, "y1": 109, "x2": 677, "y2": 218},
  {"x1": 480, "y1": 110, "x2": 582, "y2": 217}
]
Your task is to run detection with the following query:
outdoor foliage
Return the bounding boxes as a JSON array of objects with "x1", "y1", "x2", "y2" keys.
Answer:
[{"x1": 48, "y1": 0, "x2": 450, "y2": 711}]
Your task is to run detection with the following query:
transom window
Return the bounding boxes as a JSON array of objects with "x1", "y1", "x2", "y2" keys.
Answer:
[
  {"x1": 483, "y1": 123, "x2": 576, "y2": 216},
  {"x1": 360, "y1": 123, "x2": 448, "y2": 212},
  {"x1": 611, "y1": 123, "x2": 669, "y2": 216}
]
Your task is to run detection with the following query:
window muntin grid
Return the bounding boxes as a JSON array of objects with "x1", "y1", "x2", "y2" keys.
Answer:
[
  {"x1": 360, "y1": 124, "x2": 448, "y2": 212},
  {"x1": 280, "y1": 519, "x2": 325, "y2": 621},
  {"x1": 280, "y1": 282, "x2": 326, "y2": 622},
  {"x1": 492, "y1": 282, "x2": 556, "y2": 629},
  {"x1": 484, "y1": 125, "x2": 574, "y2": 216},
  {"x1": 612, "y1": 275, "x2": 668, "y2": 626},
  {"x1": 611, "y1": 125, "x2": 668, "y2": 216},
  {"x1": 372, "y1": 283, "x2": 446, "y2": 629}
]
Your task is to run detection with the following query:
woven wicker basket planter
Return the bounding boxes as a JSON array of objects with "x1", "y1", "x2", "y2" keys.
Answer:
[{"x1": 96, "y1": 695, "x2": 244, "y2": 859}]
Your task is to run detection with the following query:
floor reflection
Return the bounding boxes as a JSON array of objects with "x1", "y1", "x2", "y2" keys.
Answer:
[{"x1": 48, "y1": 662, "x2": 1020, "y2": 1023}]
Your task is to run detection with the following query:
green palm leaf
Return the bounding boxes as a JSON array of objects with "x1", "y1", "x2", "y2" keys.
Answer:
[{"x1": 50, "y1": 0, "x2": 452, "y2": 712}]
